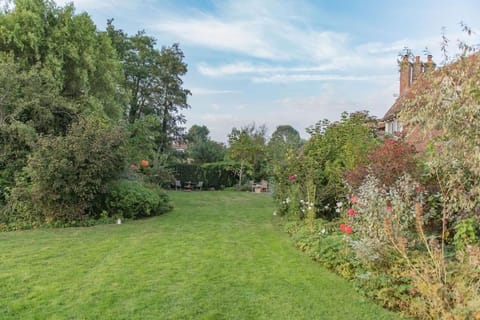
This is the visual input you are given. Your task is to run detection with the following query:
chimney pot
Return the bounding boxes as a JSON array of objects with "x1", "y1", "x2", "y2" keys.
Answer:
[
  {"x1": 427, "y1": 54, "x2": 433, "y2": 62},
  {"x1": 415, "y1": 56, "x2": 420, "y2": 63}
]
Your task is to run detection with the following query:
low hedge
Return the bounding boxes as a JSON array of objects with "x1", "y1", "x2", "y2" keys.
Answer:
[
  {"x1": 103, "y1": 179, "x2": 172, "y2": 219},
  {"x1": 169, "y1": 161, "x2": 241, "y2": 189}
]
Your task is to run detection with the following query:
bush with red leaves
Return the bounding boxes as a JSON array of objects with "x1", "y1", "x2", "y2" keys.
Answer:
[{"x1": 344, "y1": 137, "x2": 420, "y2": 190}]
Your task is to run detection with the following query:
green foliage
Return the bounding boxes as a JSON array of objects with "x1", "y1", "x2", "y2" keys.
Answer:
[
  {"x1": 186, "y1": 124, "x2": 226, "y2": 164},
  {"x1": 0, "y1": 1, "x2": 183, "y2": 229},
  {"x1": 272, "y1": 112, "x2": 378, "y2": 220},
  {"x1": 453, "y1": 218, "x2": 478, "y2": 251},
  {"x1": 227, "y1": 123, "x2": 267, "y2": 184},
  {"x1": 102, "y1": 179, "x2": 171, "y2": 219},
  {"x1": 16, "y1": 116, "x2": 126, "y2": 222},
  {"x1": 125, "y1": 115, "x2": 161, "y2": 164},
  {"x1": 188, "y1": 139, "x2": 226, "y2": 164},
  {"x1": 401, "y1": 46, "x2": 480, "y2": 222},
  {"x1": 0, "y1": 121, "x2": 36, "y2": 204},
  {"x1": 303, "y1": 112, "x2": 378, "y2": 215},
  {"x1": 170, "y1": 163, "x2": 205, "y2": 186},
  {"x1": 201, "y1": 161, "x2": 239, "y2": 189},
  {"x1": 267, "y1": 125, "x2": 303, "y2": 165},
  {"x1": 107, "y1": 21, "x2": 191, "y2": 152},
  {"x1": 0, "y1": 1, "x2": 125, "y2": 118},
  {"x1": 169, "y1": 162, "x2": 239, "y2": 189}
]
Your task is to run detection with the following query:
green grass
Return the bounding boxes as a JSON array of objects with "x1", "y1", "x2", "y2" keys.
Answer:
[{"x1": 0, "y1": 191, "x2": 401, "y2": 319}]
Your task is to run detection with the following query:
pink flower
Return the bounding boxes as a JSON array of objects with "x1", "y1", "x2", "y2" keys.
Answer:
[
  {"x1": 344, "y1": 226, "x2": 353, "y2": 234},
  {"x1": 347, "y1": 208, "x2": 356, "y2": 216},
  {"x1": 288, "y1": 175, "x2": 296, "y2": 181},
  {"x1": 386, "y1": 206, "x2": 393, "y2": 212},
  {"x1": 340, "y1": 223, "x2": 346, "y2": 232},
  {"x1": 350, "y1": 196, "x2": 359, "y2": 203}
]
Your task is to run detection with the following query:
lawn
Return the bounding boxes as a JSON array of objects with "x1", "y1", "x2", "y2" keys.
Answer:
[{"x1": 0, "y1": 191, "x2": 401, "y2": 319}]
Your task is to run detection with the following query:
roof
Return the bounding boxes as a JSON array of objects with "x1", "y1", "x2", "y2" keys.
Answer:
[{"x1": 383, "y1": 52, "x2": 480, "y2": 121}]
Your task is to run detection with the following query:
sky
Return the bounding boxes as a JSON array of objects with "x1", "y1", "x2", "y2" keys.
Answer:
[{"x1": 53, "y1": 0, "x2": 480, "y2": 142}]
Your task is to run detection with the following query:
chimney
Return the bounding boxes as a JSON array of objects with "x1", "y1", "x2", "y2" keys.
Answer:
[
  {"x1": 412, "y1": 55, "x2": 423, "y2": 83},
  {"x1": 424, "y1": 54, "x2": 436, "y2": 73},
  {"x1": 399, "y1": 55, "x2": 412, "y2": 95}
]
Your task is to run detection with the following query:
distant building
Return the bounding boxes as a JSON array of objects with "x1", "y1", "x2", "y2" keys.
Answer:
[
  {"x1": 382, "y1": 52, "x2": 480, "y2": 151},
  {"x1": 383, "y1": 54, "x2": 436, "y2": 134},
  {"x1": 172, "y1": 142, "x2": 187, "y2": 152}
]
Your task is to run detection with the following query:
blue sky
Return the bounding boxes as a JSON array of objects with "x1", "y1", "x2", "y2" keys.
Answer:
[{"x1": 54, "y1": 0, "x2": 480, "y2": 142}]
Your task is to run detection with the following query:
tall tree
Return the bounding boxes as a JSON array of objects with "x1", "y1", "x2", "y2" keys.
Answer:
[
  {"x1": 227, "y1": 123, "x2": 267, "y2": 185},
  {"x1": 0, "y1": 0, "x2": 125, "y2": 119},
  {"x1": 186, "y1": 125, "x2": 210, "y2": 143},
  {"x1": 106, "y1": 22, "x2": 191, "y2": 152},
  {"x1": 267, "y1": 125, "x2": 302, "y2": 164}
]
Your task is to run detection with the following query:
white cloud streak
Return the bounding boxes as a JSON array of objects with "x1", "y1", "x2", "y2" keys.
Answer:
[
  {"x1": 252, "y1": 73, "x2": 392, "y2": 84},
  {"x1": 190, "y1": 87, "x2": 239, "y2": 95}
]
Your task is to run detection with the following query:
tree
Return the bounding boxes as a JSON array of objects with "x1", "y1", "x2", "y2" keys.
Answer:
[
  {"x1": 227, "y1": 123, "x2": 267, "y2": 185},
  {"x1": 303, "y1": 112, "x2": 378, "y2": 218},
  {"x1": 185, "y1": 125, "x2": 226, "y2": 164},
  {"x1": 267, "y1": 125, "x2": 302, "y2": 164},
  {"x1": 402, "y1": 48, "x2": 480, "y2": 221},
  {"x1": 106, "y1": 22, "x2": 191, "y2": 152},
  {"x1": 0, "y1": 0, "x2": 125, "y2": 119},
  {"x1": 186, "y1": 125, "x2": 210, "y2": 143}
]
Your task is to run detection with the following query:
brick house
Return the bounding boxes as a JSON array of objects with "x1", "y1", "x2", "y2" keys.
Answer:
[
  {"x1": 381, "y1": 54, "x2": 437, "y2": 150},
  {"x1": 381, "y1": 52, "x2": 480, "y2": 151}
]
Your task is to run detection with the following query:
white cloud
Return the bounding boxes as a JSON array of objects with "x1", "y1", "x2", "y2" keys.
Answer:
[
  {"x1": 149, "y1": 1, "x2": 348, "y2": 63},
  {"x1": 153, "y1": 16, "x2": 282, "y2": 60},
  {"x1": 190, "y1": 87, "x2": 239, "y2": 95},
  {"x1": 197, "y1": 62, "x2": 340, "y2": 77},
  {"x1": 252, "y1": 73, "x2": 392, "y2": 84}
]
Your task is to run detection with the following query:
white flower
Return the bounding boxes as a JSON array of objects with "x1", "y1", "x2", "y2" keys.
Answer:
[
  {"x1": 320, "y1": 228, "x2": 326, "y2": 234},
  {"x1": 285, "y1": 197, "x2": 291, "y2": 204},
  {"x1": 273, "y1": 211, "x2": 277, "y2": 216},
  {"x1": 335, "y1": 208, "x2": 341, "y2": 213},
  {"x1": 336, "y1": 201, "x2": 343, "y2": 208}
]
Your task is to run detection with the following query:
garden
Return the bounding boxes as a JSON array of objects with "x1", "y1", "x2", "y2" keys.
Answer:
[
  {"x1": 0, "y1": 191, "x2": 400, "y2": 319},
  {"x1": 270, "y1": 53, "x2": 480, "y2": 319},
  {"x1": 1, "y1": 2, "x2": 480, "y2": 319}
]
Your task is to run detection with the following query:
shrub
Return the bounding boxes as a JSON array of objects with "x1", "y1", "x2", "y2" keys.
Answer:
[
  {"x1": 344, "y1": 136, "x2": 421, "y2": 190},
  {"x1": 0, "y1": 121, "x2": 37, "y2": 205},
  {"x1": 102, "y1": 179, "x2": 172, "y2": 219},
  {"x1": 273, "y1": 111, "x2": 378, "y2": 220},
  {"x1": 9, "y1": 116, "x2": 126, "y2": 223}
]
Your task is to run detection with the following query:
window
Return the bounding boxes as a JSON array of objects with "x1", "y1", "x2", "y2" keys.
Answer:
[{"x1": 386, "y1": 119, "x2": 402, "y2": 135}]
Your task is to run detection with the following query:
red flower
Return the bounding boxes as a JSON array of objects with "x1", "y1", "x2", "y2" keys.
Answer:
[
  {"x1": 288, "y1": 175, "x2": 296, "y2": 181},
  {"x1": 340, "y1": 223, "x2": 346, "y2": 231},
  {"x1": 350, "y1": 196, "x2": 359, "y2": 203},
  {"x1": 347, "y1": 208, "x2": 356, "y2": 216},
  {"x1": 344, "y1": 226, "x2": 353, "y2": 234},
  {"x1": 386, "y1": 206, "x2": 393, "y2": 212}
]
